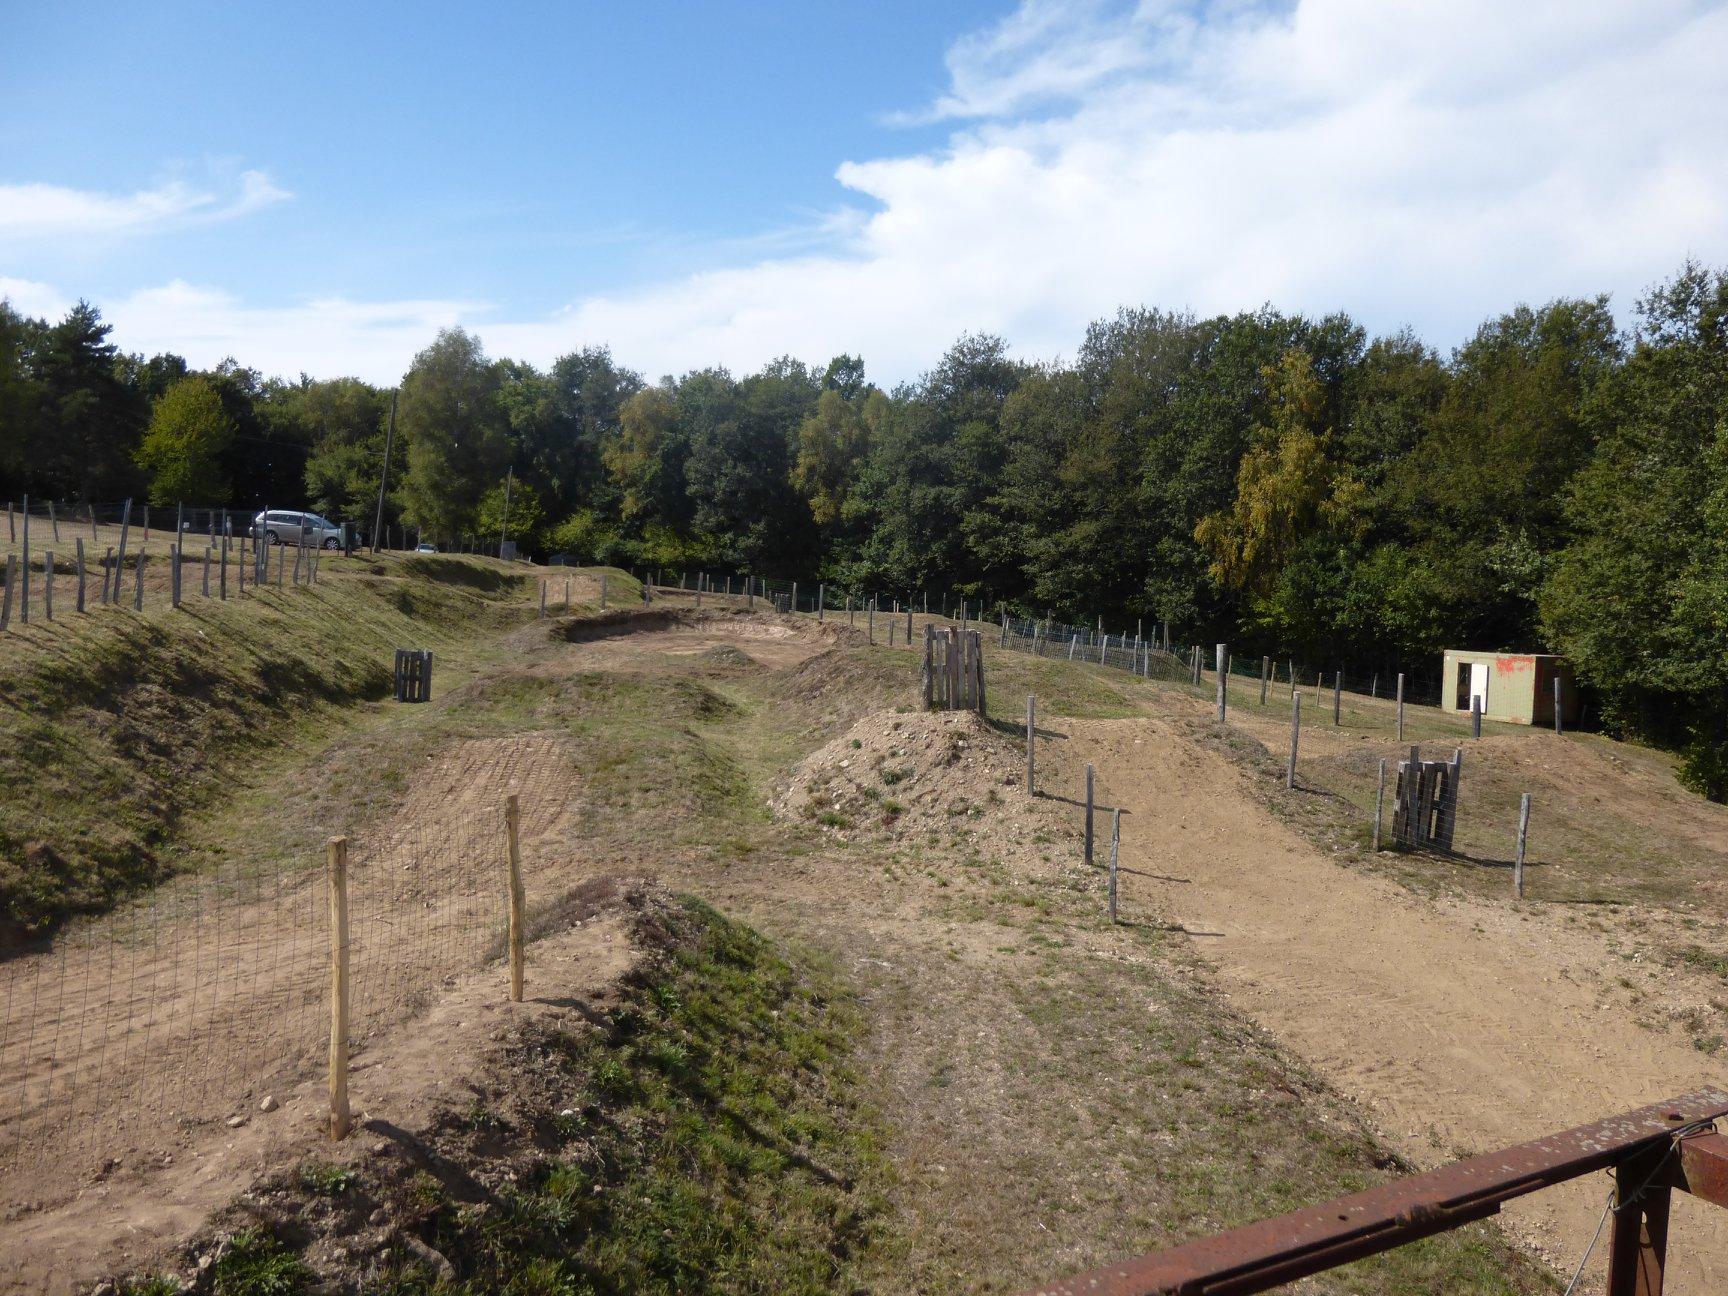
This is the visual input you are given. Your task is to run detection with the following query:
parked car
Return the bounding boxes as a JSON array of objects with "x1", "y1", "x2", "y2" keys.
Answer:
[
  {"x1": 416, "y1": 542, "x2": 437, "y2": 553},
  {"x1": 250, "y1": 509, "x2": 345, "y2": 549}
]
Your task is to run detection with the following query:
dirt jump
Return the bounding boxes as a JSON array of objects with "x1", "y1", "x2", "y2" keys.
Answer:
[{"x1": 1056, "y1": 714, "x2": 1728, "y2": 1290}]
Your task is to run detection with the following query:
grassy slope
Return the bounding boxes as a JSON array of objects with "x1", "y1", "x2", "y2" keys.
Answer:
[{"x1": 0, "y1": 552, "x2": 538, "y2": 943}]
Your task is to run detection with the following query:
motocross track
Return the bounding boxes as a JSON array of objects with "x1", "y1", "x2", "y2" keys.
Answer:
[{"x1": 1056, "y1": 713, "x2": 1728, "y2": 1291}]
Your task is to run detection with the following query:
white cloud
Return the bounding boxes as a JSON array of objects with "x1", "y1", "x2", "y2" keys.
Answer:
[
  {"x1": 0, "y1": 169, "x2": 288, "y2": 244},
  {"x1": 33, "y1": 0, "x2": 1728, "y2": 383},
  {"x1": 103, "y1": 281, "x2": 479, "y2": 376},
  {"x1": 0, "y1": 276, "x2": 69, "y2": 320}
]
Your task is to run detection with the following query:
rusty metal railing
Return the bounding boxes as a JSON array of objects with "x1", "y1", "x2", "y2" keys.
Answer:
[{"x1": 1022, "y1": 1089, "x2": 1728, "y2": 1296}]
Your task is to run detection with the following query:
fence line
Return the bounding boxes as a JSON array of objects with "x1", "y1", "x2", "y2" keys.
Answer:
[{"x1": 0, "y1": 786, "x2": 529, "y2": 1184}]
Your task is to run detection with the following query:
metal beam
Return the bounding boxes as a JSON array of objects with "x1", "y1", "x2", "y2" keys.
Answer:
[{"x1": 1021, "y1": 1090, "x2": 1728, "y2": 1296}]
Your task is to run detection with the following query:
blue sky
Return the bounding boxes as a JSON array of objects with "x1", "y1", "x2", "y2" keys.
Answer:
[{"x1": 3, "y1": 1, "x2": 1727, "y2": 384}]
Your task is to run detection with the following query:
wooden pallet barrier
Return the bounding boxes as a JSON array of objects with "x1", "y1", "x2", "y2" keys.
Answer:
[{"x1": 922, "y1": 625, "x2": 986, "y2": 714}]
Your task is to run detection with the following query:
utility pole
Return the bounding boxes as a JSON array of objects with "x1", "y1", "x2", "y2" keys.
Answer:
[
  {"x1": 371, "y1": 389, "x2": 398, "y2": 554},
  {"x1": 499, "y1": 465, "x2": 513, "y2": 558}
]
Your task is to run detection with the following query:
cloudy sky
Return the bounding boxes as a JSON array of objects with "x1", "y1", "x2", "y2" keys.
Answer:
[{"x1": 3, "y1": 0, "x2": 1725, "y2": 385}]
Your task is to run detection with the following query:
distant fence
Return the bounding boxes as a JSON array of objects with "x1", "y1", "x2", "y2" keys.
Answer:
[{"x1": 0, "y1": 497, "x2": 454, "y2": 634}]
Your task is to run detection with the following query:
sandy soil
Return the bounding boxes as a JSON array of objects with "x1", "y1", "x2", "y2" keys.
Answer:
[{"x1": 1055, "y1": 715, "x2": 1728, "y2": 1290}]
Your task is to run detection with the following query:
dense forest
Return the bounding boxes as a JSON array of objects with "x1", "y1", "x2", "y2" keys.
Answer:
[{"x1": 1, "y1": 264, "x2": 1725, "y2": 794}]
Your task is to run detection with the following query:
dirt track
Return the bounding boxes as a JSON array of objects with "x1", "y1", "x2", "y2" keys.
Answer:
[{"x1": 1058, "y1": 715, "x2": 1728, "y2": 1290}]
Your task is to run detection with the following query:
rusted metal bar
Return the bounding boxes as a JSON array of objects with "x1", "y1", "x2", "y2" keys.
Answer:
[{"x1": 1021, "y1": 1090, "x2": 1728, "y2": 1296}]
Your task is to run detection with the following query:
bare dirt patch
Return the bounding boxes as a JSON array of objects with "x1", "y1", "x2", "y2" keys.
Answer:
[{"x1": 1053, "y1": 714, "x2": 1728, "y2": 1290}]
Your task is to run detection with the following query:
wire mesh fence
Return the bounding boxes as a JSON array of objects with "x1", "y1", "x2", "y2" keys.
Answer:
[{"x1": 0, "y1": 796, "x2": 513, "y2": 1183}]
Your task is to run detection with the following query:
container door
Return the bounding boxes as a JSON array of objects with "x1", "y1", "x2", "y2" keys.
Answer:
[{"x1": 1469, "y1": 662, "x2": 1490, "y2": 714}]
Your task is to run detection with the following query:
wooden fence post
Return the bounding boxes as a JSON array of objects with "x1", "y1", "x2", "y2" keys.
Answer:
[
  {"x1": 1216, "y1": 643, "x2": 1227, "y2": 723},
  {"x1": 203, "y1": 547, "x2": 211, "y2": 597},
  {"x1": 600, "y1": 573, "x2": 608, "y2": 609},
  {"x1": 327, "y1": 836, "x2": 352, "y2": 1141},
  {"x1": 1287, "y1": 694, "x2": 1301, "y2": 789},
  {"x1": 1108, "y1": 808, "x2": 1121, "y2": 923},
  {"x1": 1374, "y1": 758, "x2": 1386, "y2": 851},
  {"x1": 1553, "y1": 677, "x2": 1563, "y2": 736},
  {"x1": 1514, "y1": 793, "x2": 1531, "y2": 899},
  {"x1": 1026, "y1": 695, "x2": 1036, "y2": 795},
  {"x1": 539, "y1": 579, "x2": 547, "y2": 618},
  {"x1": 1396, "y1": 673, "x2": 1406, "y2": 742},
  {"x1": 114, "y1": 498, "x2": 132, "y2": 595},
  {"x1": 48, "y1": 498, "x2": 58, "y2": 542},
  {"x1": 1334, "y1": 672, "x2": 1342, "y2": 726},
  {"x1": 170, "y1": 544, "x2": 181, "y2": 607},
  {"x1": 75, "y1": 539, "x2": 86, "y2": 613},
  {"x1": 506, "y1": 794, "x2": 525, "y2": 1001},
  {"x1": 101, "y1": 546, "x2": 114, "y2": 604},
  {"x1": 43, "y1": 551, "x2": 52, "y2": 620},
  {"x1": 0, "y1": 554, "x2": 13, "y2": 630},
  {"x1": 867, "y1": 599, "x2": 875, "y2": 643},
  {"x1": 817, "y1": 583, "x2": 824, "y2": 622},
  {"x1": 790, "y1": 580, "x2": 797, "y2": 614},
  {"x1": 1084, "y1": 763, "x2": 1095, "y2": 866},
  {"x1": 19, "y1": 496, "x2": 29, "y2": 623},
  {"x1": 1472, "y1": 696, "x2": 1482, "y2": 739},
  {"x1": 1260, "y1": 656, "x2": 1270, "y2": 705},
  {"x1": 221, "y1": 531, "x2": 230, "y2": 599}
]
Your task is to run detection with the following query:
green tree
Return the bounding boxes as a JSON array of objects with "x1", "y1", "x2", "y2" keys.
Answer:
[
  {"x1": 135, "y1": 376, "x2": 237, "y2": 503},
  {"x1": 399, "y1": 328, "x2": 511, "y2": 542},
  {"x1": 1542, "y1": 265, "x2": 1728, "y2": 795}
]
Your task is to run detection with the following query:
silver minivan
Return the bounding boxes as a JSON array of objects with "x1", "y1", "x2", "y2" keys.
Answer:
[{"x1": 250, "y1": 510, "x2": 344, "y2": 549}]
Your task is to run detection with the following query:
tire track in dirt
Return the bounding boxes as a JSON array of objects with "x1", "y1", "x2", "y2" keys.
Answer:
[{"x1": 1058, "y1": 715, "x2": 1728, "y2": 1291}]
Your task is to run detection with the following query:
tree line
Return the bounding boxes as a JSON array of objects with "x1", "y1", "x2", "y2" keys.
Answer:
[{"x1": 1, "y1": 264, "x2": 1724, "y2": 795}]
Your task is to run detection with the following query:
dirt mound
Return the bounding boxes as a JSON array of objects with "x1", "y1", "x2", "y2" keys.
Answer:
[
  {"x1": 695, "y1": 643, "x2": 756, "y2": 669},
  {"x1": 774, "y1": 709, "x2": 1029, "y2": 840}
]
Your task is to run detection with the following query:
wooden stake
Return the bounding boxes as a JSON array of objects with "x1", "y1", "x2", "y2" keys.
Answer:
[
  {"x1": 1287, "y1": 694, "x2": 1301, "y2": 789},
  {"x1": 1514, "y1": 793, "x2": 1531, "y2": 899},
  {"x1": 1216, "y1": 643, "x2": 1227, "y2": 723},
  {"x1": 203, "y1": 547, "x2": 211, "y2": 597},
  {"x1": 133, "y1": 554, "x2": 146, "y2": 610},
  {"x1": 170, "y1": 544, "x2": 181, "y2": 607},
  {"x1": 506, "y1": 794, "x2": 525, "y2": 1002},
  {"x1": 1084, "y1": 763, "x2": 1095, "y2": 866},
  {"x1": 1026, "y1": 694, "x2": 1036, "y2": 795},
  {"x1": 1334, "y1": 672, "x2": 1342, "y2": 726},
  {"x1": 42, "y1": 551, "x2": 52, "y2": 620},
  {"x1": 19, "y1": 496, "x2": 29, "y2": 623},
  {"x1": 1108, "y1": 808, "x2": 1120, "y2": 923},
  {"x1": 327, "y1": 836, "x2": 352, "y2": 1140},
  {"x1": 0, "y1": 554, "x2": 13, "y2": 630},
  {"x1": 75, "y1": 539, "x2": 86, "y2": 612},
  {"x1": 1374, "y1": 758, "x2": 1386, "y2": 851},
  {"x1": 1472, "y1": 696, "x2": 1482, "y2": 739},
  {"x1": 1396, "y1": 673, "x2": 1406, "y2": 742},
  {"x1": 1260, "y1": 656, "x2": 1269, "y2": 705},
  {"x1": 1553, "y1": 676, "x2": 1563, "y2": 736}
]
